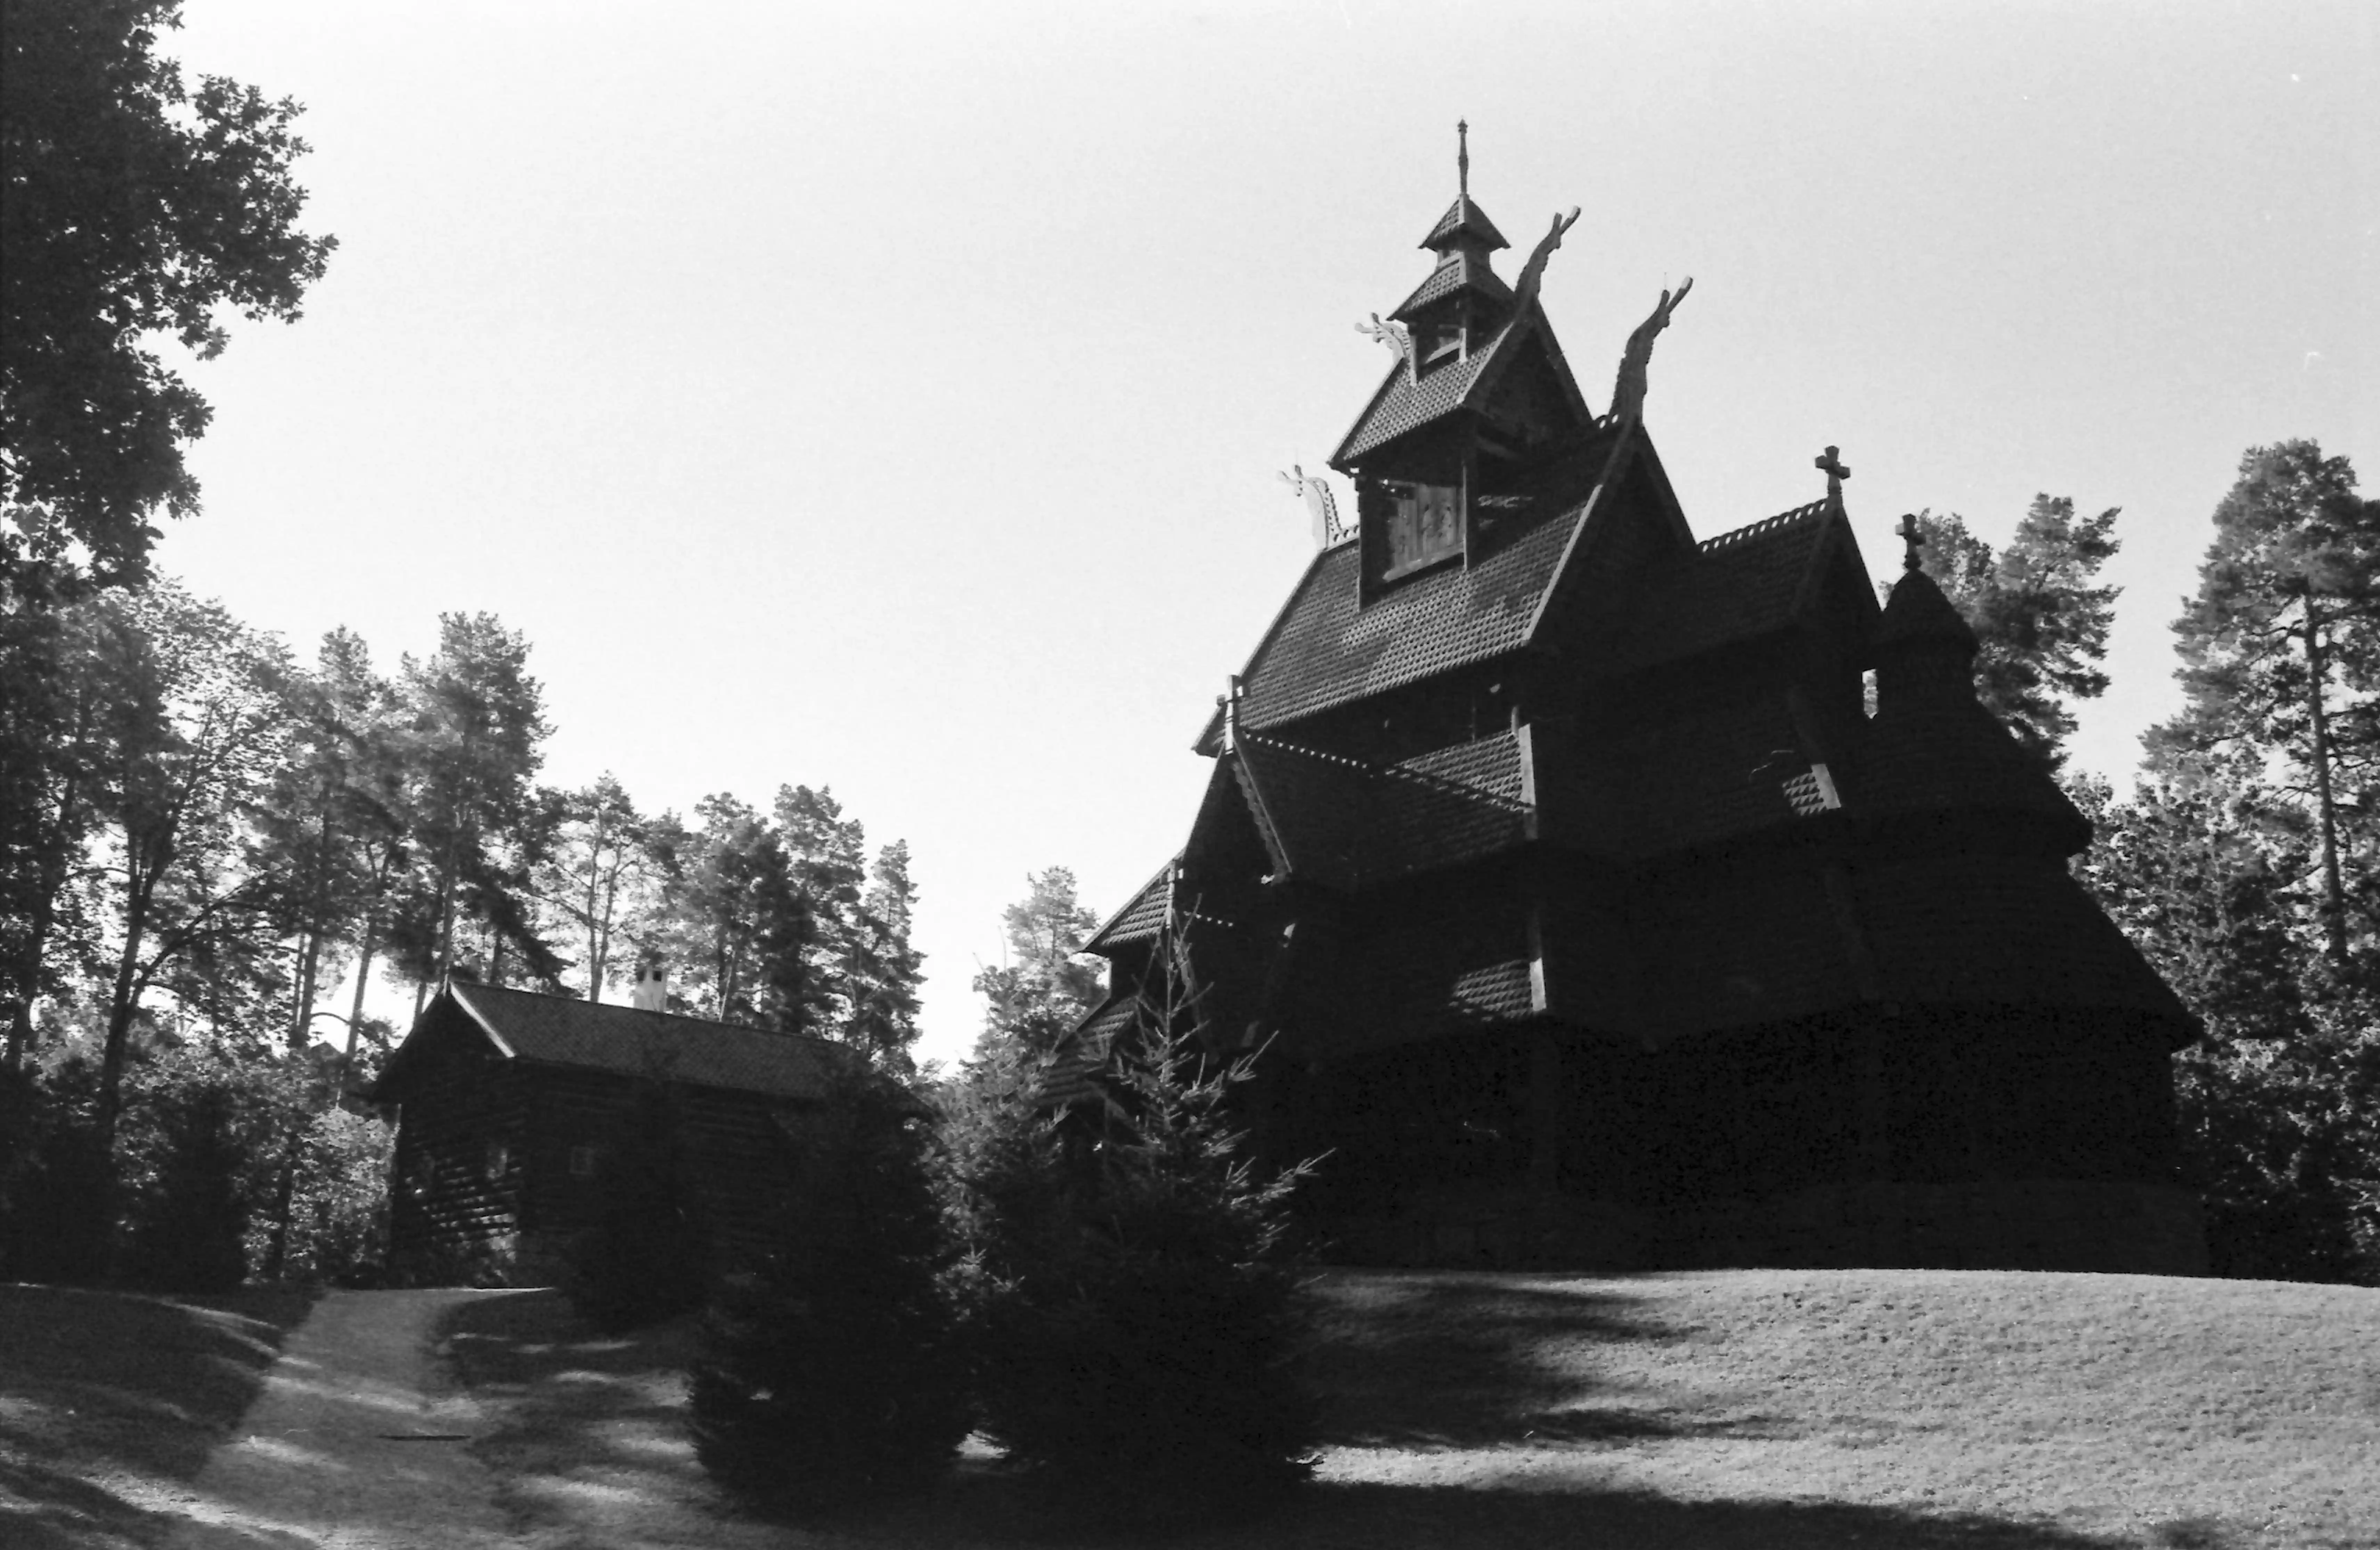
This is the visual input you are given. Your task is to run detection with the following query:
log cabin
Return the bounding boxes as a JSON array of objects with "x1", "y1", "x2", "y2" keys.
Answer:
[{"x1": 372, "y1": 981, "x2": 857, "y2": 1282}]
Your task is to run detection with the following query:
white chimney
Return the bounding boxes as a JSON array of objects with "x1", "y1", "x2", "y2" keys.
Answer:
[{"x1": 630, "y1": 963, "x2": 667, "y2": 1013}]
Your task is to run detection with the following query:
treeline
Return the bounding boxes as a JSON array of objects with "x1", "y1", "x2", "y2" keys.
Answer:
[
  {"x1": 0, "y1": 564, "x2": 924, "y2": 1284},
  {"x1": 3, "y1": 577, "x2": 926, "y2": 1077}
]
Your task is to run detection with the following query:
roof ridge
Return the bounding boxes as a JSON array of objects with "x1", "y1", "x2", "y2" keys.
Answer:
[
  {"x1": 456, "y1": 980, "x2": 838, "y2": 1048},
  {"x1": 1699, "y1": 500, "x2": 1829, "y2": 553}
]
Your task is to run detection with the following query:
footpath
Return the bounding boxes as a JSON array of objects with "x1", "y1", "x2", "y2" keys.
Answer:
[{"x1": 161, "y1": 1289, "x2": 523, "y2": 1550}]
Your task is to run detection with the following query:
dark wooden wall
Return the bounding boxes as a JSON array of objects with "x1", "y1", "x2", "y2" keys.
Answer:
[{"x1": 391, "y1": 1056, "x2": 825, "y2": 1280}]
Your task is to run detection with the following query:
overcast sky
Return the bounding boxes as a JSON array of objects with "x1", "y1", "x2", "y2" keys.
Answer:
[{"x1": 156, "y1": 1, "x2": 2374, "y2": 1067}]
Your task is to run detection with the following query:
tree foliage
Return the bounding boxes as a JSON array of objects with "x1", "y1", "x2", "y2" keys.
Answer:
[
  {"x1": 690, "y1": 1073, "x2": 965, "y2": 1507},
  {"x1": 1, "y1": 0, "x2": 335, "y2": 583},
  {"x1": 947, "y1": 933, "x2": 1319, "y2": 1520},
  {"x1": 970, "y1": 866, "x2": 1103, "y2": 1063},
  {"x1": 1903, "y1": 496, "x2": 2121, "y2": 767},
  {"x1": 2148, "y1": 441, "x2": 2377, "y2": 965}
]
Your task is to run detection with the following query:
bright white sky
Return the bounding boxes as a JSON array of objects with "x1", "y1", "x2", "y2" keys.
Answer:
[{"x1": 157, "y1": 1, "x2": 2374, "y2": 1068}]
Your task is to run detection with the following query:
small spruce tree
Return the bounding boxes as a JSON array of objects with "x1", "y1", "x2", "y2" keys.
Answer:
[
  {"x1": 689, "y1": 1071, "x2": 967, "y2": 1507},
  {"x1": 955, "y1": 950, "x2": 1320, "y2": 1522}
]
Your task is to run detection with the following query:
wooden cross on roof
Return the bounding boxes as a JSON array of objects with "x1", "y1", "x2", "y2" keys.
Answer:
[
  {"x1": 1897, "y1": 512, "x2": 1925, "y2": 572},
  {"x1": 1815, "y1": 445, "x2": 1850, "y2": 503}
]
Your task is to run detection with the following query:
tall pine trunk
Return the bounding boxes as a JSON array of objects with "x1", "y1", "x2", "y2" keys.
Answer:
[
  {"x1": 344, "y1": 912, "x2": 377, "y2": 1073},
  {"x1": 2303, "y1": 592, "x2": 2349, "y2": 964}
]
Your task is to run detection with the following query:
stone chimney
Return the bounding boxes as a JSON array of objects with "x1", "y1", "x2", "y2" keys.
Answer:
[{"x1": 630, "y1": 962, "x2": 668, "y2": 1013}]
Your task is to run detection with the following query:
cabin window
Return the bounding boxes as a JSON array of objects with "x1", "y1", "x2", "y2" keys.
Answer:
[
  {"x1": 568, "y1": 1144, "x2": 599, "y2": 1180},
  {"x1": 1384, "y1": 482, "x2": 1463, "y2": 580},
  {"x1": 484, "y1": 1140, "x2": 508, "y2": 1181}
]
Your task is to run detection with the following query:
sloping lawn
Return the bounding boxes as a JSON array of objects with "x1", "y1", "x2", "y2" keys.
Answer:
[
  {"x1": 0, "y1": 1281, "x2": 320, "y2": 1550},
  {"x1": 438, "y1": 1269, "x2": 2379, "y2": 1550}
]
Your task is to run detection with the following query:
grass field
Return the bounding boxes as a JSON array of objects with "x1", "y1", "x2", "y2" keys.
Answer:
[
  {"x1": 437, "y1": 1268, "x2": 2380, "y2": 1550},
  {"x1": 0, "y1": 1281, "x2": 320, "y2": 1549}
]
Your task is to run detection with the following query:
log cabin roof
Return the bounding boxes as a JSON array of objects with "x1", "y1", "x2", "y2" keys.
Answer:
[{"x1": 373, "y1": 982, "x2": 850, "y2": 1103}]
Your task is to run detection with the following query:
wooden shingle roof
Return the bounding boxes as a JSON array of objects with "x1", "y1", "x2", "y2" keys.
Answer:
[
  {"x1": 1421, "y1": 194, "x2": 1510, "y2": 252},
  {"x1": 376, "y1": 982, "x2": 850, "y2": 1103},
  {"x1": 1213, "y1": 490, "x2": 1587, "y2": 738},
  {"x1": 1232, "y1": 729, "x2": 1535, "y2": 890}
]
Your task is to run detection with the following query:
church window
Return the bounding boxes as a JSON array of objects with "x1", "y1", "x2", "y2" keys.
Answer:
[
  {"x1": 1385, "y1": 482, "x2": 1463, "y2": 579},
  {"x1": 568, "y1": 1143, "x2": 599, "y2": 1179},
  {"x1": 484, "y1": 1140, "x2": 508, "y2": 1181}
]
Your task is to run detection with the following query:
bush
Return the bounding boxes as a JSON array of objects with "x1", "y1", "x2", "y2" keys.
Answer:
[
  {"x1": 953, "y1": 1014, "x2": 1319, "y2": 1522},
  {"x1": 690, "y1": 1073, "x2": 968, "y2": 1508},
  {"x1": 0, "y1": 1062, "x2": 116, "y2": 1285},
  {"x1": 563, "y1": 1081, "x2": 710, "y2": 1331},
  {"x1": 122, "y1": 1080, "x2": 252, "y2": 1292}
]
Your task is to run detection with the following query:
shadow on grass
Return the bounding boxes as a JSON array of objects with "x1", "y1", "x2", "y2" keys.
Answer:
[
  {"x1": 1302, "y1": 1270, "x2": 1766, "y2": 1448},
  {"x1": 435, "y1": 1279, "x2": 2158, "y2": 1550},
  {"x1": 438, "y1": 1286, "x2": 714, "y2": 1540},
  {"x1": 0, "y1": 1281, "x2": 320, "y2": 1550},
  {"x1": 1218, "y1": 1480, "x2": 2132, "y2": 1549}
]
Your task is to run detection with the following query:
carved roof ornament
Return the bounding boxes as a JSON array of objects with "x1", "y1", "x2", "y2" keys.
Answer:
[
  {"x1": 1511, "y1": 206, "x2": 1582, "y2": 324},
  {"x1": 1356, "y1": 311, "x2": 1415, "y2": 384},
  {"x1": 1280, "y1": 464, "x2": 1351, "y2": 549},
  {"x1": 1607, "y1": 276, "x2": 1693, "y2": 426},
  {"x1": 1897, "y1": 511, "x2": 1926, "y2": 572},
  {"x1": 1457, "y1": 118, "x2": 1469, "y2": 199}
]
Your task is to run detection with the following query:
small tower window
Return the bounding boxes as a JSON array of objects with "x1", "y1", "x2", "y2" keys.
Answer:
[
  {"x1": 568, "y1": 1144, "x2": 599, "y2": 1180},
  {"x1": 1385, "y1": 482, "x2": 1464, "y2": 579},
  {"x1": 484, "y1": 1140, "x2": 509, "y2": 1181}
]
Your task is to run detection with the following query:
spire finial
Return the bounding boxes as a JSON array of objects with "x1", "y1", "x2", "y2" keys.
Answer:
[
  {"x1": 1897, "y1": 512, "x2": 1925, "y2": 573},
  {"x1": 1457, "y1": 120, "x2": 1469, "y2": 199}
]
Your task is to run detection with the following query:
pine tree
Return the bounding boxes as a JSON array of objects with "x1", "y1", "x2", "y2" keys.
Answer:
[
  {"x1": 2149, "y1": 441, "x2": 2377, "y2": 968},
  {"x1": 970, "y1": 867, "x2": 1103, "y2": 1062},
  {"x1": 1899, "y1": 497, "x2": 2121, "y2": 767}
]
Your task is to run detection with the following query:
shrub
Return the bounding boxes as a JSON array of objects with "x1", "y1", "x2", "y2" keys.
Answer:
[
  {"x1": 563, "y1": 1081, "x2": 710, "y2": 1331},
  {"x1": 690, "y1": 1072, "x2": 967, "y2": 1508},
  {"x1": 954, "y1": 1012, "x2": 1319, "y2": 1522},
  {"x1": 0, "y1": 1062, "x2": 117, "y2": 1285},
  {"x1": 122, "y1": 1080, "x2": 252, "y2": 1292}
]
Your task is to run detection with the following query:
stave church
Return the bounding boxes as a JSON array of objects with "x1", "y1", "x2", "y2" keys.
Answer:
[{"x1": 1065, "y1": 131, "x2": 2204, "y2": 1275}]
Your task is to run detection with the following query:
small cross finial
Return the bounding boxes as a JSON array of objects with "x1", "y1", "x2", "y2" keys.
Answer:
[
  {"x1": 1457, "y1": 120, "x2": 1469, "y2": 199},
  {"x1": 1897, "y1": 512, "x2": 1925, "y2": 572},
  {"x1": 1815, "y1": 445, "x2": 1850, "y2": 501}
]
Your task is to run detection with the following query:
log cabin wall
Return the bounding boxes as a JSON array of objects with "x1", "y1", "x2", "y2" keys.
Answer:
[{"x1": 388, "y1": 1046, "x2": 530, "y2": 1274}]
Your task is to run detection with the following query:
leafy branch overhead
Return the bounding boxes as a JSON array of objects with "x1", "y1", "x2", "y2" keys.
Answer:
[{"x1": 1, "y1": 0, "x2": 336, "y2": 582}]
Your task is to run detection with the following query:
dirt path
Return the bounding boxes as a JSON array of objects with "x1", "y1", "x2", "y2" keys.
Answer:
[{"x1": 159, "y1": 1289, "x2": 527, "y2": 1550}]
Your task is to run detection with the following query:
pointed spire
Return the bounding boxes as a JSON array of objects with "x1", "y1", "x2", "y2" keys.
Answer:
[{"x1": 1421, "y1": 121, "x2": 1508, "y2": 253}]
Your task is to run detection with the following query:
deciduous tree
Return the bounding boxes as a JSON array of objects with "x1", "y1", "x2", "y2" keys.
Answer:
[{"x1": 1, "y1": 0, "x2": 335, "y2": 584}]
